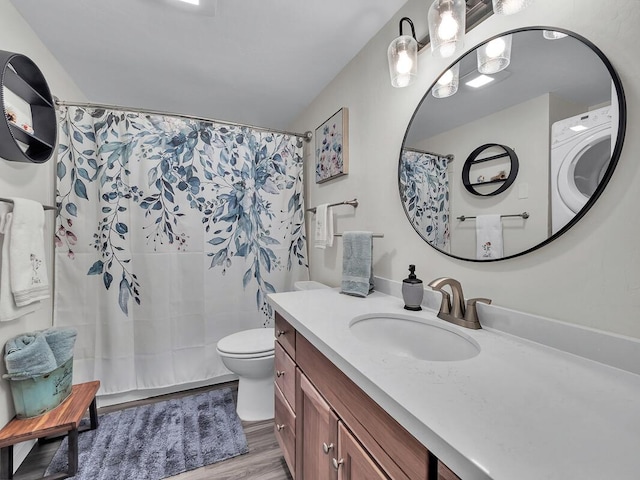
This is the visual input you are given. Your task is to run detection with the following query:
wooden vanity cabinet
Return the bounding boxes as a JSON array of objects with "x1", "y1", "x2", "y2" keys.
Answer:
[
  {"x1": 297, "y1": 371, "x2": 338, "y2": 479},
  {"x1": 337, "y1": 422, "x2": 388, "y2": 480},
  {"x1": 437, "y1": 461, "x2": 462, "y2": 480}
]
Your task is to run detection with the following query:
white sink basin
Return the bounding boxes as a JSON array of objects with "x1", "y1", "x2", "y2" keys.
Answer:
[{"x1": 349, "y1": 313, "x2": 480, "y2": 361}]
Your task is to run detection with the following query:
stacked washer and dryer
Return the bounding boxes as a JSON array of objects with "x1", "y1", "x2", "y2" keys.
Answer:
[{"x1": 550, "y1": 105, "x2": 615, "y2": 235}]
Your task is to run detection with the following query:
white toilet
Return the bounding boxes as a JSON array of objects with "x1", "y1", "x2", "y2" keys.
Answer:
[
  {"x1": 217, "y1": 328, "x2": 276, "y2": 421},
  {"x1": 216, "y1": 280, "x2": 329, "y2": 421}
]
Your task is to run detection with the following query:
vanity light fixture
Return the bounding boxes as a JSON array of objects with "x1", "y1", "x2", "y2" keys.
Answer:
[
  {"x1": 477, "y1": 34, "x2": 512, "y2": 74},
  {"x1": 465, "y1": 74, "x2": 494, "y2": 88},
  {"x1": 388, "y1": 17, "x2": 419, "y2": 88},
  {"x1": 491, "y1": 0, "x2": 533, "y2": 16},
  {"x1": 543, "y1": 30, "x2": 568, "y2": 40},
  {"x1": 428, "y1": 0, "x2": 466, "y2": 59},
  {"x1": 432, "y1": 63, "x2": 460, "y2": 98}
]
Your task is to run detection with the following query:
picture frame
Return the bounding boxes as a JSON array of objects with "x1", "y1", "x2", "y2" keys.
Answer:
[{"x1": 315, "y1": 107, "x2": 349, "y2": 183}]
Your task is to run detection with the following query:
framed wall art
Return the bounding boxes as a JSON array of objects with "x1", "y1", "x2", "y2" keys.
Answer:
[{"x1": 315, "y1": 107, "x2": 349, "y2": 183}]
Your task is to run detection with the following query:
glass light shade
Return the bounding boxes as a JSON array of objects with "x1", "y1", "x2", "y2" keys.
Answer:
[
  {"x1": 492, "y1": 0, "x2": 533, "y2": 15},
  {"x1": 428, "y1": 0, "x2": 466, "y2": 59},
  {"x1": 432, "y1": 63, "x2": 460, "y2": 98},
  {"x1": 388, "y1": 35, "x2": 418, "y2": 88},
  {"x1": 477, "y1": 34, "x2": 512, "y2": 74},
  {"x1": 543, "y1": 30, "x2": 568, "y2": 40}
]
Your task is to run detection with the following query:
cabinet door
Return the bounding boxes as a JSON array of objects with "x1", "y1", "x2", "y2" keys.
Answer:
[
  {"x1": 335, "y1": 423, "x2": 388, "y2": 480},
  {"x1": 438, "y1": 460, "x2": 462, "y2": 480},
  {"x1": 297, "y1": 371, "x2": 338, "y2": 480}
]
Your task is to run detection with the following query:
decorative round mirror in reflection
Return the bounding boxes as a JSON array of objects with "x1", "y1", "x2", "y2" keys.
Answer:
[{"x1": 399, "y1": 27, "x2": 626, "y2": 262}]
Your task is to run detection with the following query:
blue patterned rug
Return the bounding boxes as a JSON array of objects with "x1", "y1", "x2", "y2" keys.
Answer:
[{"x1": 45, "y1": 388, "x2": 248, "y2": 480}]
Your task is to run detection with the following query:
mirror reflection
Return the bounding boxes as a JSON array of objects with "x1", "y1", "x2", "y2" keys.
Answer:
[{"x1": 399, "y1": 28, "x2": 625, "y2": 261}]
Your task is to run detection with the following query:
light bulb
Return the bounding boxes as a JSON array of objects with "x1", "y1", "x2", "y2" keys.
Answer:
[
  {"x1": 395, "y1": 74, "x2": 411, "y2": 88},
  {"x1": 485, "y1": 38, "x2": 506, "y2": 58},
  {"x1": 396, "y1": 51, "x2": 414, "y2": 75},
  {"x1": 437, "y1": 11, "x2": 459, "y2": 41}
]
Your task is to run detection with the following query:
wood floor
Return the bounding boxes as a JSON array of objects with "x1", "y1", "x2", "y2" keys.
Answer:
[{"x1": 14, "y1": 381, "x2": 293, "y2": 480}]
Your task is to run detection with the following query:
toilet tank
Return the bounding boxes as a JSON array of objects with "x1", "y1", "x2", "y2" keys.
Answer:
[{"x1": 294, "y1": 281, "x2": 330, "y2": 291}]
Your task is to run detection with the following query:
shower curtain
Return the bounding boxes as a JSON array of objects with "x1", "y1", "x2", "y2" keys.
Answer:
[
  {"x1": 54, "y1": 106, "x2": 308, "y2": 394},
  {"x1": 399, "y1": 149, "x2": 450, "y2": 250}
]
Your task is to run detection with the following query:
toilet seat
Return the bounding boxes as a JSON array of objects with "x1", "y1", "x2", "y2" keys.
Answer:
[{"x1": 217, "y1": 328, "x2": 275, "y2": 358}]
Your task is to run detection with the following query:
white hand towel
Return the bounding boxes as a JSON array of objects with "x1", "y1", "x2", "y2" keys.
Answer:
[
  {"x1": 0, "y1": 204, "x2": 39, "y2": 321},
  {"x1": 314, "y1": 204, "x2": 334, "y2": 249},
  {"x1": 476, "y1": 214, "x2": 503, "y2": 260},
  {"x1": 9, "y1": 198, "x2": 50, "y2": 306}
]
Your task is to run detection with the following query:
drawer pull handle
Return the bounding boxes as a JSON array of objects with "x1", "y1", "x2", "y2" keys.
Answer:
[
  {"x1": 276, "y1": 424, "x2": 286, "y2": 431},
  {"x1": 332, "y1": 458, "x2": 344, "y2": 470},
  {"x1": 276, "y1": 370, "x2": 285, "y2": 378},
  {"x1": 322, "y1": 442, "x2": 334, "y2": 454},
  {"x1": 276, "y1": 330, "x2": 286, "y2": 337}
]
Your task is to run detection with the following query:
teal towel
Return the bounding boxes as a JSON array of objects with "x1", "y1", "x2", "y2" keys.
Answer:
[
  {"x1": 340, "y1": 231, "x2": 374, "y2": 297},
  {"x1": 43, "y1": 327, "x2": 77, "y2": 367},
  {"x1": 4, "y1": 332, "x2": 57, "y2": 378}
]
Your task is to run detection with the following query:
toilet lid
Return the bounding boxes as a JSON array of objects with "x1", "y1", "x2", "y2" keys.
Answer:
[{"x1": 217, "y1": 328, "x2": 275, "y2": 355}]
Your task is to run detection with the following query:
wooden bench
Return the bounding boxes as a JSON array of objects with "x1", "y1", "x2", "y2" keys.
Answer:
[{"x1": 0, "y1": 381, "x2": 100, "y2": 480}]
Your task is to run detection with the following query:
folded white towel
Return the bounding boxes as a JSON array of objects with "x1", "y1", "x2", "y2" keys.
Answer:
[
  {"x1": 314, "y1": 204, "x2": 334, "y2": 249},
  {"x1": 9, "y1": 198, "x2": 50, "y2": 307},
  {"x1": 476, "y1": 214, "x2": 503, "y2": 260},
  {"x1": 0, "y1": 204, "x2": 39, "y2": 321}
]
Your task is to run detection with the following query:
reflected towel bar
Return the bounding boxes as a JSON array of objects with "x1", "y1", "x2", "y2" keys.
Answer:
[
  {"x1": 307, "y1": 198, "x2": 358, "y2": 214},
  {"x1": 334, "y1": 233, "x2": 384, "y2": 238},
  {"x1": 0, "y1": 197, "x2": 57, "y2": 211},
  {"x1": 457, "y1": 212, "x2": 529, "y2": 221}
]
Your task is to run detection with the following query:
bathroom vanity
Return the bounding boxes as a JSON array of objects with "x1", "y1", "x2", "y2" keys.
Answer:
[{"x1": 269, "y1": 285, "x2": 640, "y2": 480}]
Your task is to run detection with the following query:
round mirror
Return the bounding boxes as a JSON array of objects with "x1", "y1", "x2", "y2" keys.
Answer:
[{"x1": 399, "y1": 28, "x2": 626, "y2": 261}]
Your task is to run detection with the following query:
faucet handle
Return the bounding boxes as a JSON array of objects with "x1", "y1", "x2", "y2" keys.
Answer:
[
  {"x1": 463, "y1": 298, "x2": 491, "y2": 329},
  {"x1": 438, "y1": 290, "x2": 451, "y2": 315}
]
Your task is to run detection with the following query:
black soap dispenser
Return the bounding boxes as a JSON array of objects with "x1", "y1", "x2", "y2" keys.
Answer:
[{"x1": 402, "y1": 265, "x2": 423, "y2": 311}]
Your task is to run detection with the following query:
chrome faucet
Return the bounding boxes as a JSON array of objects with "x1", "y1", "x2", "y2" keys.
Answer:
[{"x1": 427, "y1": 277, "x2": 490, "y2": 329}]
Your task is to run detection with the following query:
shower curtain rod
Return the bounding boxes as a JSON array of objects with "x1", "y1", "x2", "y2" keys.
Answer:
[
  {"x1": 54, "y1": 99, "x2": 313, "y2": 143},
  {"x1": 403, "y1": 146, "x2": 454, "y2": 161}
]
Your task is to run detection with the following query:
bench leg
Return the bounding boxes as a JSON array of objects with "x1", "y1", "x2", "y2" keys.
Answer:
[
  {"x1": 67, "y1": 429, "x2": 78, "y2": 476},
  {"x1": 89, "y1": 396, "x2": 99, "y2": 430},
  {"x1": 0, "y1": 445, "x2": 13, "y2": 480}
]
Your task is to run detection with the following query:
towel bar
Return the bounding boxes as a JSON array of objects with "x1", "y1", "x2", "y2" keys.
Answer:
[
  {"x1": 307, "y1": 199, "x2": 358, "y2": 214},
  {"x1": 0, "y1": 197, "x2": 57, "y2": 211},
  {"x1": 457, "y1": 212, "x2": 529, "y2": 222},
  {"x1": 334, "y1": 233, "x2": 384, "y2": 238}
]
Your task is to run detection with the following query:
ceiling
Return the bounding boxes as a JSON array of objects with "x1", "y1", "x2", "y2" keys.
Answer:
[
  {"x1": 406, "y1": 29, "x2": 613, "y2": 145},
  {"x1": 9, "y1": 0, "x2": 407, "y2": 131}
]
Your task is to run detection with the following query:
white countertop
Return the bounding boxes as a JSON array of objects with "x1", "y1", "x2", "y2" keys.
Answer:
[{"x1": 268, "y1": 288, "x2": 640, "y2": 480}]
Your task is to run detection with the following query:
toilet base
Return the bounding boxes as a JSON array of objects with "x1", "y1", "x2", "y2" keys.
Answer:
[{"x1": 236, "y1": 376, "x2": 274, "y2": 421}]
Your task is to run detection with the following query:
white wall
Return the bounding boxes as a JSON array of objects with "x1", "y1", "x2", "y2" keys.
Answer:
[
  {"x1": 0, "y1": 0, "x2": 85, "y2": 464},
  {"x1": 291, "y1": 0, "x2": 640, "y2": 339},
  {"x1": 420, "y1": 94, "x2": 551, "y2": 258}
]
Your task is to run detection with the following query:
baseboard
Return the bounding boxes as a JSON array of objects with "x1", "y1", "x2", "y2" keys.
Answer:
[{"x1": 96, "y1": 374, "x2": 238, "y2": 408}]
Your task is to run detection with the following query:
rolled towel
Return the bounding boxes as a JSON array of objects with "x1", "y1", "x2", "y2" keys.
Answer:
[
  {"x1": 4, "y1": 332, "x2": 57, "y2": 378},
  {"x1": 43, "y1": 327, "x2": 77, "y2": 367}
]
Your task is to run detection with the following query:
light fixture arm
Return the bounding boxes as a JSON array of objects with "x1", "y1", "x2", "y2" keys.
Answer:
[{"x1": 399, "y1": 17, "x2": 417, "y2": 40}]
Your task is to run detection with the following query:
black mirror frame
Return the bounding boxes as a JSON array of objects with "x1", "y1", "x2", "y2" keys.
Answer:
[{"x1": 398, "y1": 26, "x2": 627, "y2": 262}]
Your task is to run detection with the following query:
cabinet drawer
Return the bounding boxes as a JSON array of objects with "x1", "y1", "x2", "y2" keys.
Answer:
[
  {"x1": 275, "y1": 313, "x2": 296, "y2": 359},
  {"x1": 275, "y1": 342, "x2": 296, "y2": 410},
  {"x1": 275, "y1": 383, "x2": 296, "y2": 477}
]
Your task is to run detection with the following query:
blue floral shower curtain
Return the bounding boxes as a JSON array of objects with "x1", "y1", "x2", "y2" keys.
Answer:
[
  {"x1": 399, "y1": 149, "x2": 450, "y2": 250},
  {"x1": 54, "y1": 106, "x2": 308, "y2": 394}
]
